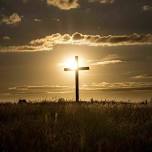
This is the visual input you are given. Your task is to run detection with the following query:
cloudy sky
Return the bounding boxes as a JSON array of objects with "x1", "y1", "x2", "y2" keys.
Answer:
[{"x1": 0, "y1": 0, "x2": 152, "y2": 102}]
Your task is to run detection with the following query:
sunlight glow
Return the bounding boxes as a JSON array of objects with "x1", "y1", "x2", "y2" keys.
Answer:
[
  {"x1": 64, "y1": 58, "x2": 78, "y2": 70},
  {"x1": 62, "y1": 56, "x2": 86, "y2": 69},
  {"x1": 58, "y1": 56, "x2": 86, "y2": 71}
]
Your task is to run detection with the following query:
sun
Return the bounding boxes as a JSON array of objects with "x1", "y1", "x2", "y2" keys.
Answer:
[
  {"x1": 58, "y1": 56, "x2": 86, "y2": 71},
  {"x1": 64, "y1": 58, "x2": 78, "y2": 70},
  {"x1": 63, "y1": 56, "x2": 85, "y2": 69}
]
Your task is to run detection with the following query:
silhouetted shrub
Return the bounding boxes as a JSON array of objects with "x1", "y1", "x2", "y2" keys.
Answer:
[
  {"x1": 18, "y1": 99, "x2": 27, "y2": 104},
  {"x1": 58, "y1": 98, "x2": 65, "y2": 103}
]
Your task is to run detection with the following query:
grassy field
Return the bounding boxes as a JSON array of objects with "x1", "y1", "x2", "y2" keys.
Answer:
[{"x1": 0, "y1": 101, "x2": 152, "y2": 152}]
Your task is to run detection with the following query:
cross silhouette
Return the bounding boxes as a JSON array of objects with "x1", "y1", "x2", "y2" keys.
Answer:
[{"x1": 64, "y1": 56, "x2": 89, "y2": 102}]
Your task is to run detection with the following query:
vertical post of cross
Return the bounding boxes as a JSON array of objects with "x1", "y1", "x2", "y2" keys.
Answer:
[
  {"x1": 64, "y1": 56, "x2": 89, "y2": 102},
  {"x1": 75, "y1": 56, "x2": 79, "y2": 102}
]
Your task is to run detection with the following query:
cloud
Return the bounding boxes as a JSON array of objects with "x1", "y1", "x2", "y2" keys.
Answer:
[
  {"x1": 1, "y1": 32, "x2": 152, "y2": 52},
  {"x1": 81, "y1": 82, "x2": 152, "y2": 91},
  {"x1": 88, "y1": 0, "x2": 114, "y2": 4},
  {"x1": 2, "y1": 82, "x2": 152, "y2": 97},
  {"x1": 90, "y1": 60, "x2": 123, "y2": 66},
  {"x1": 142, "y1": 5, "x2": 152, "y2": 11},
  {"x1": 33, "y1": 18, "x2": 42, "y2": 22},
  {"x1": 9, "y1": 85, "x2": 70, "y2": 91},
  {"x1": 0, "y1": 13, "x2": 22, "y2": 25},
  {"x1": 132, "y1": 75, "x2": 152, "y2": 79},
  {"x1": 101, "y1": 54, "x2": 120, "y2": 60},
  {"x1": 26, "y1": 32, "x2": 152, "y2": 47},
  {"x1": 8, "y1": 85, "x2": 72, "y2": 95},
  {"x1": 88, "y1": 54, "x2": 124, "y2": 66},
  {"x1": 47, "y1": 0, "x2": 79, "y2": 10},
  {"x1": 25, "y1": 0, "x2": 114, "y2": 11},
  {"x1": 22, "y1": 0, "x2": 29, "y2": 4},
  {"x1": 2, "y1": 36, "x2": 11, "y2": 40}
]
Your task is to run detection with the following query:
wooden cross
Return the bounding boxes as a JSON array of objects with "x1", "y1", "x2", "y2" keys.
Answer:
[{"x1": 64, "y1": 56, "x2": 89, "y2": 102}]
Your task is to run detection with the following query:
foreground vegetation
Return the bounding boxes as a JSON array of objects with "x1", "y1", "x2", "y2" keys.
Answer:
[{"x1": 0, "y1": 101, "x2": 152, "y2": 152}]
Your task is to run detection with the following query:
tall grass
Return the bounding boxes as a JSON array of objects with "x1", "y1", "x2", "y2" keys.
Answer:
[{"x1": 0, "y1": 102, "x2": 152, "y2": 152}]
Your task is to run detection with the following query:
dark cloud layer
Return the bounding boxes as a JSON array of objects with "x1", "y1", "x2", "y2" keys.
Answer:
[{"x1": 0, "y1": 0, "x2": 152, "y2": 45}]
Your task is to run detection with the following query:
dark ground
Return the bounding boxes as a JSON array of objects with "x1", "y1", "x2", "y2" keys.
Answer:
[{"x1": 0, "y1": 101, "x2": 152, "y2": 152}]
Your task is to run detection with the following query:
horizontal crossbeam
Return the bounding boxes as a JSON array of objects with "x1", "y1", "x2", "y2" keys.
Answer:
[
  {"x1": 78, "y1": 67, "x2": 89, "y2": 70},
  {"x1": 64, "y1": 68, "x2": 74, "y2": 71},
  {"x1": 64, "y1": 67, "x2": 89, "y2": 71}
]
